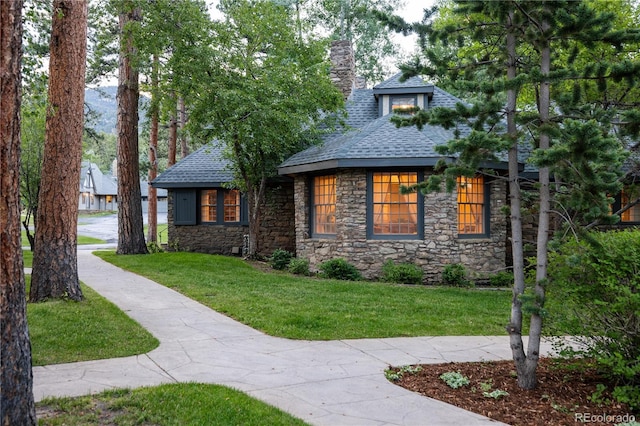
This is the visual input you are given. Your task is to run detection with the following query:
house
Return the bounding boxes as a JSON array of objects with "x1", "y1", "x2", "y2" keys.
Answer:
[
  {"x1": 151, "y1": 144, "x2": 295, "y2": 255},
  {"x1": 152, "y1": 40, "x2": 638, "y2": 282},
  {"x1": 79, "y1": 161, "x2": 168, "y2": 214},
  {"x1": 79, "y1": 162, "x2": 118, "y2": 212}
]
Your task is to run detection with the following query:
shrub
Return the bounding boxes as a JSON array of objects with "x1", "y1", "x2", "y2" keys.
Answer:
[
  {"x1": 442, "y1": 263, "x2": 471, "y2": 287},
  {"x1": 439, "y1": 371, "x2": 469, "y2": 389},
  {"x1": 319, "y1": 258, "x2": 362, "y2": 281},
  {"x1": 381, "y1": 260, "x2": 424, "y2": 285},
  {"x1": 546, "y1": 230, "x2": 640, "y2": 410},
  {"x1": 288, "y1": 258, "x2": 310, "y2": 276},
  {"x1": 269, "y1": 249, "x2": 293, "y2": 270},
  {"x1": 488, "y1": 271, "x2": 513, "y2": 287}
]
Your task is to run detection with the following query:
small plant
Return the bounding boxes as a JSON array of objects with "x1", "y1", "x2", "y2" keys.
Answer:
[
  {"x1": 319, "y1": 258, "x2": 362, "y2": 281},
  {"x1": 269, "y1": 249, "x2": 293, "y2": 270},
  {"x1": 385, "y1": 365, "x2": 423, "y2": 382},
  {"x1": 488, "y1": 271, "x2": 513, "y2": 287},
  {"x1": 381, "y1": 260, "x2": 424, "y2": 285},
  {"x1": 442, "y1": 263, "x2": 471, "y2": 287},
  {"x1": 439, "y1": 371, "x2": 470, "y2": 389},
  {"x1": 483, "y1": 389, "x2": 509, "y2": 399},
  {"x1": 288, "y1": 258, "x2": 311, "y2": 276},
  {"x1": 147, "y1": 241, "x2": 164, "y2": 253}
]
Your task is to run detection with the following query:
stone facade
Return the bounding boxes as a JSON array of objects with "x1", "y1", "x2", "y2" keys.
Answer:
[
  {"x1": 166, "y1": 182, "x2": 295, "y2": 257},
  {"x1": 329, "y1": 40, "x2": 356, "y2": 100},
  {"x1": 293, "y1": 169, "x2": 507, "y2": 283}
]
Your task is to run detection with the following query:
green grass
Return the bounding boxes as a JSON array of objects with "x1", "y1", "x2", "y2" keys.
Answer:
[
  {"x1": 28, "y1": 279, "x2": 159, "y2": 366},
  {"x1": 96, "y1": 252, "x2": 512, "y2": 340},
  {"x1": 37, "y1": 383, "x2": 307, "y2": 425},
  {"x1": 23, "y1": 250, "x2": 33, "y2": 268},
  {"x1": 21, "y1": 232, "x2": 105, "y2": 247}
]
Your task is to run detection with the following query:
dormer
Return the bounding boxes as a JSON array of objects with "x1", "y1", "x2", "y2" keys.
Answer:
[{"x1": 372, "y1": 72, "x2": 434, "y2": 117}]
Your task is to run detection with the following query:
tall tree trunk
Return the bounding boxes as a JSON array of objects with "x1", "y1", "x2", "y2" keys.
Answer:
[
  {"x1": 519, "y1": 13, "x2": 552, "y2": 391},
  {"x1": 147, "y1": 55, "x2": 159, "y2": 244},
  {"x1": 246, "y1": 179, "x2": 266, "y2": 258},
  {"x1": 116, "y1": 5, "x2": 148, "y2": 255},
  {"x1": 30, "y1": 0, "x2": 87, "y2": 302},
  {"x1": 178, "y1": 97, "x2": 189, "y2": 159},
  {"x1": 0, "y1": 0, "x2": 37, "y2": 422},
  {"x1": 167, "y1": 97, "x2": 177, "y2": 167},
  {"x1": 504, "y1": 9, "x2": 531, "y2": 388}
]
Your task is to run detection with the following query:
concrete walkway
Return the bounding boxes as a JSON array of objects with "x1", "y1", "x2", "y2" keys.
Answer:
[{"x1": 33, "y1": 250, "x2": 554, "y2": 425}]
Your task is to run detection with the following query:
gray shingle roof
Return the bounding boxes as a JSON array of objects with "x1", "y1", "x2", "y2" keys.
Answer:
[
  {"x1": 278, "y1": 76, "x2": 507, "y2": 175},
  {"x1": 151, "y1": 143, "x2": 234, "y2": 188},
  {"x1": 80, "y1": 162, "x2": 117, "y2": 195}
]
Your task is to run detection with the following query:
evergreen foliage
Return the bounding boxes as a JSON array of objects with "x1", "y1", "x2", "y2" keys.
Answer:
[{"x1": 319, "y1": 258, "x2": 362, "y2": 281}]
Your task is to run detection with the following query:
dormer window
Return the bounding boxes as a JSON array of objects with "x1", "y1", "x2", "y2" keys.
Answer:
[{"x1": 390, "y1": 96, "x2": 417, "y2": 114}]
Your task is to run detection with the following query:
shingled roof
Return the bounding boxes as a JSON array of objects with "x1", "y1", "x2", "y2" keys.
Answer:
[
  {"x1": 151, "y1": 143, "x2": 234, "y2": 188},
  {"x1": 278, "y1": 74, "x2": 509, "y2": 175}
]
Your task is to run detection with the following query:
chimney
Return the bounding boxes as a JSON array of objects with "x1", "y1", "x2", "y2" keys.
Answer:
[{"x1": 330, "y1": 40, "x2": 356, "y2": 100}]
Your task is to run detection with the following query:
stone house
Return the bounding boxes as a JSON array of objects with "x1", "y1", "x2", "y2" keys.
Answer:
[{"x1": 151, "y1": 144, "x2": 295, "y2": 255}]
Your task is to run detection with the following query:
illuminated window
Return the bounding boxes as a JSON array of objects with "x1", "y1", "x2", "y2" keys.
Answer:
[
  {"x1": 390, "y1": 96, "x2": 417, "y2": 114},
  {"x1": 224, "y1": 190, "x2": 241, "y2": 222},
  {"x1": 372, "y1": 172, "x2": 418, "y2": 235},
  {"x1": 457, "y1": 176, "x2": 486, "y2": 235},
  {"x1": 313, "y1": 175, "x2": 336, "y2": 235},
  {"x1": 201, "y1": 190, "x2": 217, "y2": 222},
  {"x1": 621, "y1": 188, "x2": 640, "y2": 222}
]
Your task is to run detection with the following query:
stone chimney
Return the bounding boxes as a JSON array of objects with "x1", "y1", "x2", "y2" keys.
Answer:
[{"x1": 330, "y1": 40, "x2": 356, "y2": 100}]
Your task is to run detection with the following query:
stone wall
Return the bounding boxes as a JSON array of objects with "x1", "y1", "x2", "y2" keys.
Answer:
[
  {"x1": 293, "y1": 169, "x2": 507, "y2": 283},
  {"x1": 166, "y1": 181, "x2": 295, "y2": 257}
]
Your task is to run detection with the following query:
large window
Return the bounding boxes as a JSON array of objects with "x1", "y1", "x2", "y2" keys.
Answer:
[
  {"x1": 370, "y1": 172, "x2": 419, "y2": 237},
  {"x1": 312, "y1": 175, "x2": 336, "y2": 235},
  {"x1": 457, "y1": 176, "x2": 487, "y2": 236},
  {"x1": 621, "y1": 188, "x2": 640, "y2": 222}
]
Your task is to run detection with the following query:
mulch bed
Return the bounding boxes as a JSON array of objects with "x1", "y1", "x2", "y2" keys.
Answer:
[{"x1": 391, "y1": 358, "x2": 637, "y2": 426}]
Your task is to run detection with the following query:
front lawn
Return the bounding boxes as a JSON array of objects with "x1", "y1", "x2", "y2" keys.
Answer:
[
  {"x1": 37, "y1": 383, "x2": 306, "y2": 425},
  {"x1": 96, "y1": 251, "x2": 512, "y2": 340},
  {"x1": 28, "y1": 279, "x2": 159, "y2": 366}
]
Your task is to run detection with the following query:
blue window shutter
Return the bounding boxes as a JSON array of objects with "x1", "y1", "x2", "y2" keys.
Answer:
[{"x1": 174, "y1": 189, "x2": 196, "y2": 225}]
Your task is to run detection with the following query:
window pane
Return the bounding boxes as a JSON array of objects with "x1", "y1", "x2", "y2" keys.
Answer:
[
  {"x1": 201, "y1": 190, "x2": 217, "y2": 222},
  {"x1": 391, "y1": 96, "x2": 416, "y2": 113},
  {"x1": 621, "y1": 189, "x2": 640, "y2": 222},
  {"x1": 314, "y1": 175, "x2": 336, "y2": 234},
  {"x1": 372, "y1": 172, "x2": 418, "y2": 235},
  {"x1": 457, "y1": 176, "x2": 484, "y2": 234},
  {"x1": 224, "y1": 190, "x2": 240, "y2": 222}
]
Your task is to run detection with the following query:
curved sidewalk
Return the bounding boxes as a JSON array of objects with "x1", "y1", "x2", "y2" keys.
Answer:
[{"x1": 33, "y1": 251, "x2": 553, "y2": 425}]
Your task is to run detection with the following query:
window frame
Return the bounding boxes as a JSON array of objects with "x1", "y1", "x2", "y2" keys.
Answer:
[
  {"x1": 310, "y1": 174, "x2": 337, "y2": 238},
  {"x1": 456, "y1": 176, "x2": 490, "y2": 239},
  {"x1": 366, "y1": 171, "x2": 424, "y2": 240},
  {"x1": 196, "y1": 188, "x2": 247, "y2": 225},
  {"x1": 615, "y1": 188, "x2": 640, "y2": 223}
]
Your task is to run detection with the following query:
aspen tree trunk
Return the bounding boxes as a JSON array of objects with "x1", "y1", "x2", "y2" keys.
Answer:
[
  {"x1": 30, "y1": 0, "x2": 87, "y2": 302},
  {"x1": 179, "y1": 97, "x2": 189, "y2": 158},
  {"x1": 116, "y1": 4, "x2": 148, "y2": 254},
  {"x1": 147, "y1": 56, "x2": 159, "y2": 244},
  {"x1": 168, "y1": 98, "x2": 177, "y2": 167},
  {"x1": 0, "y1": 0, "x2": 37, "y2": 421}
]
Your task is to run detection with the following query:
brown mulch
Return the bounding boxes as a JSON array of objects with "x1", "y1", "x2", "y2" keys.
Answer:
[{"x1": 390, "y1": 358, "x2": 637, "y2": 426}]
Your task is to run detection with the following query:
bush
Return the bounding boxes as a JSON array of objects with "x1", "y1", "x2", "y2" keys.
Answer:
[
  {"x1": 269, "y1": 249, "x2": 293, "y2": 270},
  {"x1": 319, "y1": 258, "x2": 362, "y2": 281},
  {"x1": 288, "y1": 258, "x2": 310, "y2": 276},
  {"x1": 488, "y1": 271, "x2": 513, "y2": 287},
  {"x1": 546, "y1": 230, "x2": 640, "y2": 410},
  {"x1": 442, "y1": 263, "x2": 471, "y2": 287},
  {"x1": 381, "y1": 260, "x2": 424, "y2": 285}
]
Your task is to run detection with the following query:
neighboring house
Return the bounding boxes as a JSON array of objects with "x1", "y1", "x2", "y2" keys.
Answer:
[
  {"x1": 151, "y1": 144, "x2": 295, "y2": 255},
  {"x1": 79, "y1": 162, "x2": 118, "y2": 212},
  {"x1": 79, "y1": 161, "x2": 169, "y2": 215}
]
